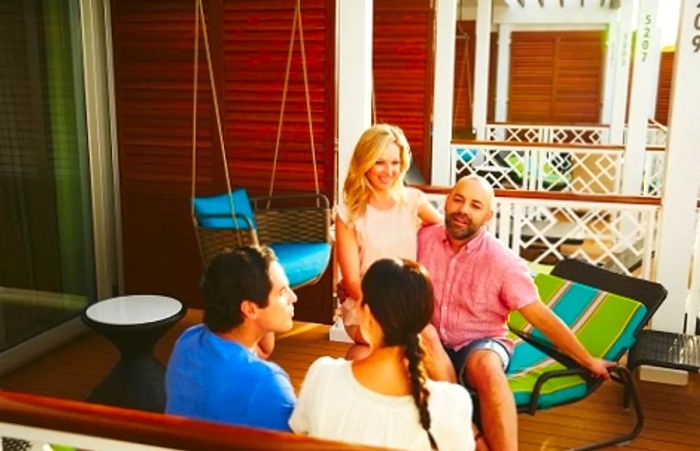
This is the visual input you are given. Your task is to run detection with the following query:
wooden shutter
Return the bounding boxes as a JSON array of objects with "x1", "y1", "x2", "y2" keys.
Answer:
[
  {"x1": 222, "y1": 0, "x2": 334, "y2": 197},
  {"x1": 112, "y1": 0, "x2": 336, "y2": 322},
  {"x1": 221, "y1": 0, "x2": 335, "y2": 322},
  {"x1": 509, "y1": 31, "x2": 603, "y2": 124},
  {"x1": 373, "y1": 0, "x2": 433, "y2": 180},
  {"x1": 654, "y1": 51, "x2": 674, "y2": 125}
]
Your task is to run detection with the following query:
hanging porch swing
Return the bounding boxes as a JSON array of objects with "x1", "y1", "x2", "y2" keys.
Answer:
[{"x1": 190, "y1": 0, "x2": 331, "y2": 289}]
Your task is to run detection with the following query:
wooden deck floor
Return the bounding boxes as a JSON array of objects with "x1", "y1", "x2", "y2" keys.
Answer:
[{"x1": 1, "y1": 310, "x2": 698, "y2": 450}]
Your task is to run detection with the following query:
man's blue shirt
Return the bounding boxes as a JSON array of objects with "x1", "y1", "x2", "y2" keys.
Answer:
[{"x1": 165, "y1": 324, "x2": 295, "y2": 431}]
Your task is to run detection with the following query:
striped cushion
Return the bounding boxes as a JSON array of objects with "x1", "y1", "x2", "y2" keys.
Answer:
[{"x1": 506, "y1": 273, "x2": 647, "y2": 409}]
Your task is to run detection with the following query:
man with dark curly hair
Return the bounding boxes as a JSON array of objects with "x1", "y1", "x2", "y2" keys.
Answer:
[{"x1": 166, "y1": 245, "x2": 297, "y2": 431}]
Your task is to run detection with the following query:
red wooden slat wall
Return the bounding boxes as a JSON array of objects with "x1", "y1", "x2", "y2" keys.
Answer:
[
  {"x1": 222, "y1": 0, "x2": 334, "y2": 195},
  {"x1": 112, "y1": 0, "x2": 335, "y2": 322},
  {"x1": 373, "y1": 0, "x2": 433, "y2": 180},
  {"x1": 509, "y1": 31, "x2": 603, "y2": 124}
]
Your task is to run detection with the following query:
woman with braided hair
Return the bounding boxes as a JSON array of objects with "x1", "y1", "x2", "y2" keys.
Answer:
[{"x1": 290, "y1": 258, "x2": 475, "y2": 450}]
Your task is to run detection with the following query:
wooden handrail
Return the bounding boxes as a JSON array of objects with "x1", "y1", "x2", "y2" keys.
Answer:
[
  {"x1": 412, "y1": 184, "x2": 662, "y2": 206},
  {"x1": 0, "y1": 391, "x2": 380, "y2": 450},
  {"x1": 487, "y1": 121, "x2": 610, "y2": 127},
  {"x1": 451, "y1": 139, "x2": 625, "y2": 150}
]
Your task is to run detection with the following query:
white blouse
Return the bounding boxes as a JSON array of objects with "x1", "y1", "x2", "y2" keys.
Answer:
[
  {"x1": 337, "y1": 187, "x2": 425, "y2": 276},
  {"x1": 289, "y1": 357, "x2": 475, "y2": 451}
]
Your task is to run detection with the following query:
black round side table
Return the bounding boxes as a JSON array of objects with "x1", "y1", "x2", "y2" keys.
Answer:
[{"x1": 82, "y1": 295, "x2": 186, "y2": 412}]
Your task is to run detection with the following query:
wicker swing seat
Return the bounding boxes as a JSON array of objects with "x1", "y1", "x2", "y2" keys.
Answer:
[
  {"x1": 194, "y1": 190, "x2": 331, "y2": 290},
  {"x1": 190, "y1": 0, "x2": 330, "y2": 290}
]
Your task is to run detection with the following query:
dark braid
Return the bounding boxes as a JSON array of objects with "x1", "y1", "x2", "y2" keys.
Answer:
[
  {"x1": 405, "y1": 334, "x2": 438, "y2": 450},
  {"x1": 361, "y1": 258, "x2": 438, "y2": 450}
]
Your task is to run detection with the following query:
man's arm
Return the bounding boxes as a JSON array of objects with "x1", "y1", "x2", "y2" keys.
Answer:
[{"x1": 518, "y1": 301, "x2": 614, "y2": 380}]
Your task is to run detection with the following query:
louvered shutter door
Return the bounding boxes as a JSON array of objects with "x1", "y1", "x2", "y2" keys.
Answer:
[
  {"x1": 509, "y1": 31, "x2": 603, "y2": 124},
  {"x1": 655, "y1": 51, "x2": 673, "y2": 125},
  {"x1": 551, "y1": 32, "x2": 603, "y2": 123}
]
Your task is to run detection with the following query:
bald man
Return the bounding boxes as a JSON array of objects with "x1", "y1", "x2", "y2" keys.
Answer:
[{"x1": 418, "y1": 176, "x2": 613, "y2": 451}]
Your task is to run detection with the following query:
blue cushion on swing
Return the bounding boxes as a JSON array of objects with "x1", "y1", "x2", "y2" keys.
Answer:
[
  {"x1": 269, "y1": 242, "x2": 331, "y2": 288},
  {"x1": 193, "y1": 189, "x2": 258, "y2": 230}
]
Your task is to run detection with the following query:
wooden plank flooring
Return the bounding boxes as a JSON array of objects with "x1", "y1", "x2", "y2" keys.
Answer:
[{"x1": 1, "y1": 309, "x2": 698, "y2": 450}]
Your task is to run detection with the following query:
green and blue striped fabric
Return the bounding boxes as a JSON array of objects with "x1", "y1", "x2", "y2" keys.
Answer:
[{"x1": 505, "y1": 273, "x2": 647, "y2": 409}]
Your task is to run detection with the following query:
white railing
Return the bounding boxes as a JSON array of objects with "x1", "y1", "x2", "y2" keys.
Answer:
[
  {"x1": 644, "y1": 126, "x2": 668, "y2": 147},
  {"x1": 451, "y1": 142, "x2": 672, "y2": 197},
  {"x1": 636, "y1": 119, "x2": 668, "y2": 147},
  {"x1": 485, "y1": 121, "x2": 668, "y2": 148},
  {"x1": 642, "y1": 147, "x2": 665, "y2": 197},
  {"x1": 451, "y1": 143, "x2": 624, "y2": 194},
  {"x1": 424, "y1": 191, "x2": 660, "y2": 279},
  {"x1": 485, "y1": 123, "x2": 610, "y2": 145}
]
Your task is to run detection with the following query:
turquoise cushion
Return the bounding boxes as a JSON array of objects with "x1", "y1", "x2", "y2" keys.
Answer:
[
  {"x1": 269, "y1": 243, "x2": 331, "y2": 288},
  {"x1": 509, "y1": 352, "x2": 589, "y2": 409},
  {"x1": 193, "y1": 190, "x2": 257, "y2": 230},
  {"x1": 507, "y1": 337, "x2": 551, "y2": 375},
  {"x1": 506, "y1": 274, "x2": 647, "y2": 409},
  {"x1": 455, "y1": 147, "x2": 478, "y2": 162}
]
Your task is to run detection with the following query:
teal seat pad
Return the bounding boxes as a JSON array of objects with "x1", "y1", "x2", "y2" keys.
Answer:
[{"x1": 269, "y1": 243, "x2": 331, "y2": 288}]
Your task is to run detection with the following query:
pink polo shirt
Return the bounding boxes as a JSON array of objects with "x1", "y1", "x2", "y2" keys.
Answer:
[{"x1": 417, "y1": 225, "x2": 538, "y2": 352}]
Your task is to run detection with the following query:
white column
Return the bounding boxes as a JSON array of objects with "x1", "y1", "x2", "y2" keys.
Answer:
[
  {"x1": 600, "y1": 18, "x2": 617, "y2": 126},
  {"x1": 646, "y1": 39, "x2": 662, "y2": 118},
  {"x1": 494, "y1": 23, "x2": 511, "y2": 122},
  {"x1": 608, "y1": 1, "x2": 633, "y2": 144},
  {"x1": 654, "y1": 0, "x2": 700, "y2": 333},
  {"x1": 621, "y1": 0, "x2": 660, "y2": 195},
  {"x1": 430, "y1": 0, "x2": 457, "y2": 186},
  {"x1": 472, "y1": 0, "x2": 492, "y2": 140},
  {"x1": 337, "y1": 0, "x2": 372, "y2": 197}
]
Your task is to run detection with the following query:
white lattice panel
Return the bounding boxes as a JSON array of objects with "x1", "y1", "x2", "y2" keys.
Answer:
[
  {"x1": 642, "y1": 150, "x2": 665, "y2": 197},
  {"x1": 451, "y1": 145, "x2": 531, "y2": 189},
  {"x1": 485, "y1": 124, "x2": 609, "y2": 145},
  {"x1": 485, "y1": 126, "x2": 546, "y2": 143},
  {"x1": 548, "y1": 127, "x2": 605, "y2": 145},
  {"x1": 422, "y1": 193, "x2": 659, "y2": 278},
  {"x1": 451, "y1": 144, "x2": 624, "y2": 194}
]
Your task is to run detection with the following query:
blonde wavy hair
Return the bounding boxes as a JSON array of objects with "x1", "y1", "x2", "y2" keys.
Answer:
[{"x1": 343, "y1": 123, "x2": 411, "y2": 222}]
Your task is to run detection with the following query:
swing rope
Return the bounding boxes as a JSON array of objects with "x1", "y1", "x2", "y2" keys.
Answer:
[
  {"x1": 455, "y1": 19, "x2": 473, "y2": 128},
  {"x1": 190, "y1": 0, "x2": 200, "y2": 229},
  {"x1": 189, "y1": 0, "x2": 331, "y2": 285},
  {"x1": 191, "y1": 0, "x2": 250, "y2": 245},
  {"x1": 268, "y1": 0, "x2": 320, "y2": 208}
]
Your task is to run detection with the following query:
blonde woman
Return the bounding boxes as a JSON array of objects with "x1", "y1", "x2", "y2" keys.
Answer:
[{"x1": 336, "y1": 124, "x2": 441, "y2": 359}]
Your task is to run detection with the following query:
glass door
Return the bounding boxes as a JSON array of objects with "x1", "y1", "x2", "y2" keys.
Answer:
[{"x1": 0, "y1": 0, "x2": 95, "y2": 352}]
